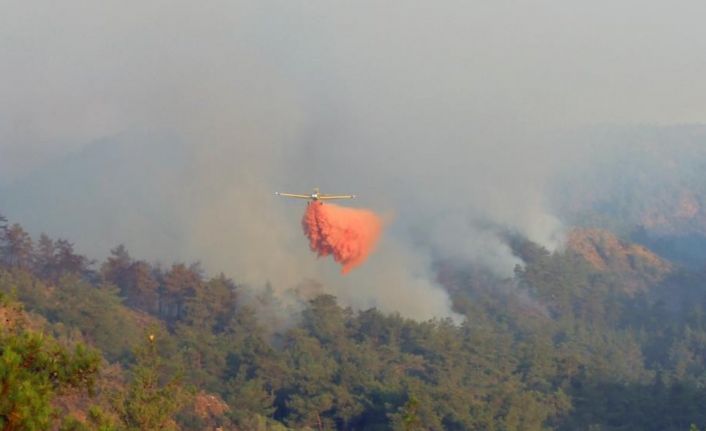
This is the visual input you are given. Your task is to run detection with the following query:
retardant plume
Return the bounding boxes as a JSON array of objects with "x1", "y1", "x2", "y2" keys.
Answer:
[{"x1": 302, "y1": 202, "x2": 382, "y2": 274}]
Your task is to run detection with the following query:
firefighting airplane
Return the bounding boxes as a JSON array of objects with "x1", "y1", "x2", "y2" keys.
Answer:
[{"x1": 274, "y1": 187, "x2": 356, "y2": 202}]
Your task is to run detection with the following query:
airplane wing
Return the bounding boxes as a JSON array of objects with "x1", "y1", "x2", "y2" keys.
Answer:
[
  {"x1": 318, "y1": 194, "x2": 356, "y2": 200},
  {"x1": 275, "y1": 192, "x2": 311, "y2": 199}
]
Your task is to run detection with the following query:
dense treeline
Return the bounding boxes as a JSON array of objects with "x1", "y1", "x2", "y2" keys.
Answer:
[{"x1": 3, "y1": 213, "x2": 706, "y2": 430}]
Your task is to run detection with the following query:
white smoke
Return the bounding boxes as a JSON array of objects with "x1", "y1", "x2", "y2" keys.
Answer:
[{"x1": 2, "y1": 0, "x2": 706, "y2": 320}]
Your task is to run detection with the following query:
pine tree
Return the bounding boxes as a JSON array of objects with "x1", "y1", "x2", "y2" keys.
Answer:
[
  {"x1": 117, "y1": 334, "x2": 190, "y2": 431},
  {"x1": 0, "y1": 223, "x2": 34, "y2": 269},
  {"x1": 0, "y1": 295, "x2": 101, "y2": 431},
  {"x1": 34, "y1": 233, "x2": 56, "y2": 279}
]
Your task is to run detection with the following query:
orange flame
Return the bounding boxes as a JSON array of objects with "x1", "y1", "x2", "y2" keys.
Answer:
[{"x1": 302, "y1": 202, "x2": 382, "y2": 274}]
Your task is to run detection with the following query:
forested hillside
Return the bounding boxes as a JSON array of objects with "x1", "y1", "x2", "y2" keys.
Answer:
[
  {"x1": 3, "y1": 213, "x2": 706, "y2": 430},
  {"x1": 553, "y1": 125, "x2": 706, "y2": 267}
]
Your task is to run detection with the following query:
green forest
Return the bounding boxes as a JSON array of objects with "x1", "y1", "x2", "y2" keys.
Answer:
[{"x1": 3, "y1": 213, "x2": 706, "y2": 431}]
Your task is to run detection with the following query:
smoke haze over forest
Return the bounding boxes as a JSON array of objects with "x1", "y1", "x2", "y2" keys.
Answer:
[{"x1": 3, "y1": 1, "x2": 706, "y2": 319}]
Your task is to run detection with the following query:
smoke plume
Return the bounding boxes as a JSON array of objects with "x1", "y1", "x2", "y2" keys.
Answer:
[
  {"x1": 2, "y1": 1, "x2": 706, "y2": 322},
  {"x1": 302, "y1": 202, "x2": 382, "y2": 274}
]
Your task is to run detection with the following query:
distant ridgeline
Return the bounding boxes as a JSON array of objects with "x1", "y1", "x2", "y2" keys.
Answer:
[
  {"x1": 6, "y1": 211, "x2": 706, "y2": 430},
  {"x1": 553, "y1": 124, "x2": 706, "y2": 267}
]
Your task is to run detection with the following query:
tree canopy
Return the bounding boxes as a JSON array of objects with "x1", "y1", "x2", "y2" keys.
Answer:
[{"x1": 3, "y1": 215, "x2": 706, "y2": 430}]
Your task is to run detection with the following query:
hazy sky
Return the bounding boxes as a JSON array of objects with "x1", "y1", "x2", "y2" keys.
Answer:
[
  {"x1": 2, "y1": 1, "x2": 706, "y2": 182},
  {"x1": 1, "y1": 1, "x2": 705, "y2": 319}
]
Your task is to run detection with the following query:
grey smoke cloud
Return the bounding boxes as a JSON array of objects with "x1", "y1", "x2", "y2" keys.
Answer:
[{"x1": 2, "y1": 1, "x2": 706, "y2": 319}]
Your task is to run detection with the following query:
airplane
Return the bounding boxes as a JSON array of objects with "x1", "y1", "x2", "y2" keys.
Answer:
[{"x1": 274, "y1": 187, "x2": 356, "y2": 202}]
